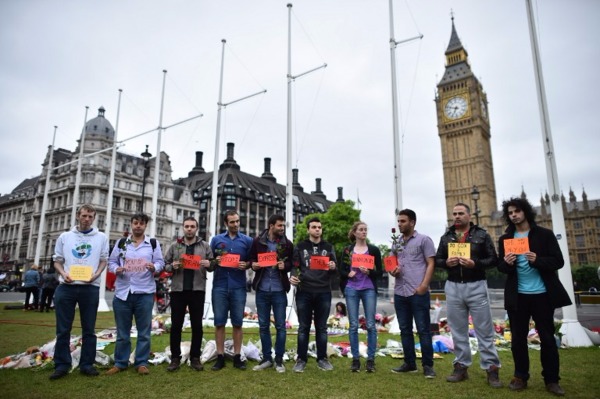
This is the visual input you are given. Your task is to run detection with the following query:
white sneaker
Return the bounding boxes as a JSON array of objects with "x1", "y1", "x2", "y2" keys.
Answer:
[
  {"x1": 275, "y1": 361, "x2": 286, "y2": 373},
  {"x1": 317, "y1": 358, "x2": 334, "y2": 371},
  {"x1": 252, "y1": 359, "x2": 273, "y2": 371}
]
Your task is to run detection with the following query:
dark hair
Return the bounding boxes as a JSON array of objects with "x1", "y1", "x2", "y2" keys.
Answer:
[
  {"x1": 131, "y1": 212, "x2": 150, "y2": 224},
  {"x1": 183, "y1": 216, "x2": 198, "y2": 228},
  {"x1": 454, "y1": 202, "x2": 471, "y2": 214},
  {"x1": 502, "y1": 197, "x2": 536, "y2": 226},
  {"x1": 348, "y1": 221, "x2": 367, "y2": 242},
  {"x1": 223, "y1": 210, "x2": 239, "y2": 223},
  {"x1": 268, "y1": 214, "x2": 285, "y2": 227},
  {"x1": 47, "y1": 264, "x2": 56, "y2": 274},
  {"x1": 335, "y1": 302, "x2": 347, "y2": 316},
  {"x1": 77, "y1": 204, "x2": 96, "y2": 216},
  {"x1": 306, "y1": 217, "x2": 321, "y2": 228},
  {"x1": 398, "y1": 209, "x2": 417, "y2": 223}
]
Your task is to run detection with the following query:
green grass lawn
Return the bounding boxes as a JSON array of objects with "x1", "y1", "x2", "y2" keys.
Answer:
[{"x1": 1, "y1": 304, "x2": 598, "y2": 399}]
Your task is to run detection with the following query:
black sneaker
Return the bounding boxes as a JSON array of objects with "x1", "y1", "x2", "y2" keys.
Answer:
[
  {"x1": 211, "y1": 354, "x2": 225, "y2": 371},
  {"x1": 391, "y1": 363, "x2": 417, "y2": 373},
  {"x1": 49, "y1": 369, "x2": 69, "y2": 380},
  {"x1": 233, "y1": 354, "x2": 247, "y2": 370},
  {"x1": 366, "y1": 359, "x2": 375, "y2": 373},
  {"x1": 80, "y1": 367, "x2": 99, "y2": 377},
  {"x1": 350, "y1": 358, "x2": 361, "y2": 372}
]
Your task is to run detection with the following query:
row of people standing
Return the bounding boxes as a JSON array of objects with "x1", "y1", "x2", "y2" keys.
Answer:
[
  {"x1": 47, "y1": 199, "x2": 569, "y2": 396},
  {"x1": 23, "y1": 265, "x2": 61, "y2": 311}
]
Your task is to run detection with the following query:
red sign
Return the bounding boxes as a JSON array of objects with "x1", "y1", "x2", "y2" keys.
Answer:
[
  {"x1": 258, "y1": 252, "x2": 278, "y2": 267},
  {"x1": 352, "y1": 254, "x2": 374, "y2": 269},
  {"x1": 310, "y1": 256, "x2": 330, "y2": 270},
  {"x1": 383, "y1": 255, "x2": 398, "y2": 272},
  {"x1": 220, "y1": 253, "x2": 241, "y2": 268},
  {"x1": 182, "y1": 254, "x2": 202, "y2": 270}
]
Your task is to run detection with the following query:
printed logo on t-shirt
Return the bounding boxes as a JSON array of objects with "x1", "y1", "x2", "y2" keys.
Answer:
[{"x1": 71, "y1": 241, "x2": 93, "y2": 259}]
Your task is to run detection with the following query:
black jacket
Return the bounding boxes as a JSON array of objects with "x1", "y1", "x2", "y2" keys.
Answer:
[
  {"x1": 435, "y1": 223, "x2": 498, "y2": 282},
  {"x1": 292, "y1": 239, "x2": 337, "y2": 293},
  {"x1": 497, "y1": 222, "x2": 572, "y2": 310},
  {"x1": 338, "y1": 243, "x2": 383, "y2": 292},
  {"x1": 249, "y1": 229, "x2": 294, "y2": 293}
]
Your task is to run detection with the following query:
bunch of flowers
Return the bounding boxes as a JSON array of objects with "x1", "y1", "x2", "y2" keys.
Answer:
[
  {"x1": 275, "y1": 240, "x2": 288, "y2": 269},
  {"x1": 390, "y1": 228, "x2": 402, "y2": 255},
  {"x1": 342, "y1": 247, "x2": 352, "y2": 266},
  {"x1": 118, "y1": 231, "x2": 132, "y2": 260}
]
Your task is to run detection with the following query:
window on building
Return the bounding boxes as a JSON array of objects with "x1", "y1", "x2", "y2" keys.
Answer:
[
  {"x1": 224, "y1": 195, "x2": 236, "y2": 209},
  {"x1": 577, "y1": 253, "x2": 588, "y2": 265},
  {"x1": 573, "y1": 220, "x2": 583, "y2": 229},
  {"x1": 176, "y1": 209, "x2": 183, "y2": 221},
  {"x1": 111, "y1": 218, "x2": 119, "y2": 230},
  {"x1": 124, "y1": 199, "x2": 132, "y2": 211},
  {"x1": 99, "y1": 193, "x2": 107, "y2": 206},
  {"x1": 200, "y1": 200, "x2": 207, "y2": 211},
  {"x1": 136, "y1": 200, "x2": 142, "y2": 211},
  {"x1": 98, "y1": 215, "x2": 105, "y2": 230},
  {"x1": 113, "y1": 196, "x2": 120, "y2": 209},
  {"x1": 575, "y1": 234, "x2": 585, "y2": 248}
]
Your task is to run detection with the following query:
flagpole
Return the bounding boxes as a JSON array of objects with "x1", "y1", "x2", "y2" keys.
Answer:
[
  {"x1": 150, "y1": 70, "x2": 167, "y2": 237},
  {"x1": 34, "y1": 126, "x2": 58, "y2": 266},
  {"x1": 97, "y1": 89, "x2": 123, "y2": 312},
  {"x1": 524, "y1": 0, "x2": 591, "y2": 346},
  {"x1": 70, "y1": 106, "x2": 89, "y2": 226}
]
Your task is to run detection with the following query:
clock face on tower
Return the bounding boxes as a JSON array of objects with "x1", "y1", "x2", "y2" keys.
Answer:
[{"x1": 444, "y1": 96, "x2": 468, "y2": 120}]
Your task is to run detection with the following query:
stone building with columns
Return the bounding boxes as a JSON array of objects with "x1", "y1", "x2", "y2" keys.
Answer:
[{"x1": 0, "y1": 109, "x2": 337, "y2": 277}]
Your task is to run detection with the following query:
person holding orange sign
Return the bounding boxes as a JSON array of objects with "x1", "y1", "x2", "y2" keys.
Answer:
[
  {"x1": 249, "y1": 214, "x2": 294, "y2": 373},
  {"x1": 209, "y1": 210, "x2": 253, "y2": 371},
  {"x1": 497, "y1": 197, "x2": 570, "y2": 396},
  {"x1": 389, "y1": 209, "x2": 436, "y2": 378},
  {"x1": 164, "y1": 216, "x2": 213, "y2": 372},
  {"x1": 290, "y1": 217, "x2": 337, "y2": 372},
  {"x1": 338, "y1": 221, "x2": 382, "y2": 373}
]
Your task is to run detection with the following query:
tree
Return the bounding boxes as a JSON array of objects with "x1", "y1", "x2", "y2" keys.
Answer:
[{"x1": 294, "y1": 200, "x2": 361, "y2": 260}]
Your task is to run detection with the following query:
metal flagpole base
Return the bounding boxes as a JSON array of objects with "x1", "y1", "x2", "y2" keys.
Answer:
[
  {"x1": 98, "y1": 298, "x2": 110, "y2": 312},
  {"x1": 560, "y1": 319, "x2": 593, "y2": 347}
]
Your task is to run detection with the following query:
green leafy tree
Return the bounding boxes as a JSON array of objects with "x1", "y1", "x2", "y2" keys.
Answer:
[
  {"x1": 572, "y1": 265, "x2": 600, "y2": 291},
  {"x1": 294, "y1": 200, "x2": 360, "y2": 260}
]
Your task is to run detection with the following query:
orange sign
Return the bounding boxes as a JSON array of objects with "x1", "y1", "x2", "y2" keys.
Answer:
[
  {"x1": 220, "y1": 253, "x2": 241, "y2": 268},
  {"x1": 258, "y1": 252, "x2": 278, "y2": 267},
  {"x1": 124, "y1": 258, "x2": 147, "y2": 273},
  {"x1": 310, "y1": 256, "x2": 330, "y2": 270},
  {"x1": 504, "y1": 237, "x2": 530, "y2": 255},
  {"x1": 182, "y1": 254, "x2": 202, "y2": 270},
  {"x1": 383, "y1": 255, "x2": 398, "y2": 272},
  {"x1": 352, "y1": 254, "x2": 374, "y2": 269}
]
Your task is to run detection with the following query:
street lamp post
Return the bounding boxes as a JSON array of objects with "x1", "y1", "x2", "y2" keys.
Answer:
[
  {"x1": 140, "y1": 145, "x2": 152, "y2": 213},
  {"x1": 471, "y1": 185, "x2": 480, "y2": 225}
]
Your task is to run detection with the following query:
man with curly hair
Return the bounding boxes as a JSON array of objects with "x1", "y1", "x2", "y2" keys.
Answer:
[{"x1": 497, "y1": 197, "x2": 571, "y2": 396}]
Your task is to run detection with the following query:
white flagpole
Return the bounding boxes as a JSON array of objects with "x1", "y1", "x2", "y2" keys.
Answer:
[
  {"x1": 150, "y1": 70, "x2": 167, "y2": 237},
  {"x1": 70, "y1": 106, "x2": 89, "y2": 226},
  {"x1": 34, "y1": 126, "x2": 58, "y2": 266},
  {"x1": 524, "y1": 0, "x2": 591, "y2": 347},
  {"x1": 98, "y1": 89, "x2": 123, "y2": 312}
]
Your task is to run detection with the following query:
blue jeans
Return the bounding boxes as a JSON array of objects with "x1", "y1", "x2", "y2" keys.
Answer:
[
  {"x1": 394, "y1": 292, "x2": 434, "y2": 367},
  {"x1": 296, "y1": 290, "x2": 331, "y2": 361},
  {"x1": 256, "y1": 289, "x2": 288, "y2": 360},
  {"x1": 112, "y1": 293, "x2": 154, "y2": 368},
  {"x1": 54, "y1": 284, "x2": 99, "y2": 371},
  {"x1": 212, "y1": 286, "x2": 247, "y2": 327},
  {"x1": 345, "y1": 287, "x2": 377, "y2": 359}
]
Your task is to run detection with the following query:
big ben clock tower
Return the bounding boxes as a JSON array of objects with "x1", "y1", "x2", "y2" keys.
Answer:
[{"x1": 435, "y1": 16, "x2": 497, "y2": 228}]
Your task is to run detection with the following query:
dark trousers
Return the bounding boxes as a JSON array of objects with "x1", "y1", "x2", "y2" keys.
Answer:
[
  {"x1": 24, "y1": 287, "x2": 39, "y2": 309},
  {"x1": 40, "y1": 288, "x2": 56, "y2": 311},
  {"x1": 170, "y1": 290, "x2": 206, "y2": 359},
  {"x1": 508, "y1": 292, "x2": 560, "y2": 384}
]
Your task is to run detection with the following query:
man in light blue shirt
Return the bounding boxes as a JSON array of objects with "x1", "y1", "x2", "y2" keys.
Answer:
[{"x1": 106, "y1": 213, "x2": 164, "y2": 375}]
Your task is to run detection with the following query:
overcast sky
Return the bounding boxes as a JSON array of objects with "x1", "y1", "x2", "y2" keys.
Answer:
[{"x1": 1, "y1": 0, "x2": 598, "y2": 246}]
